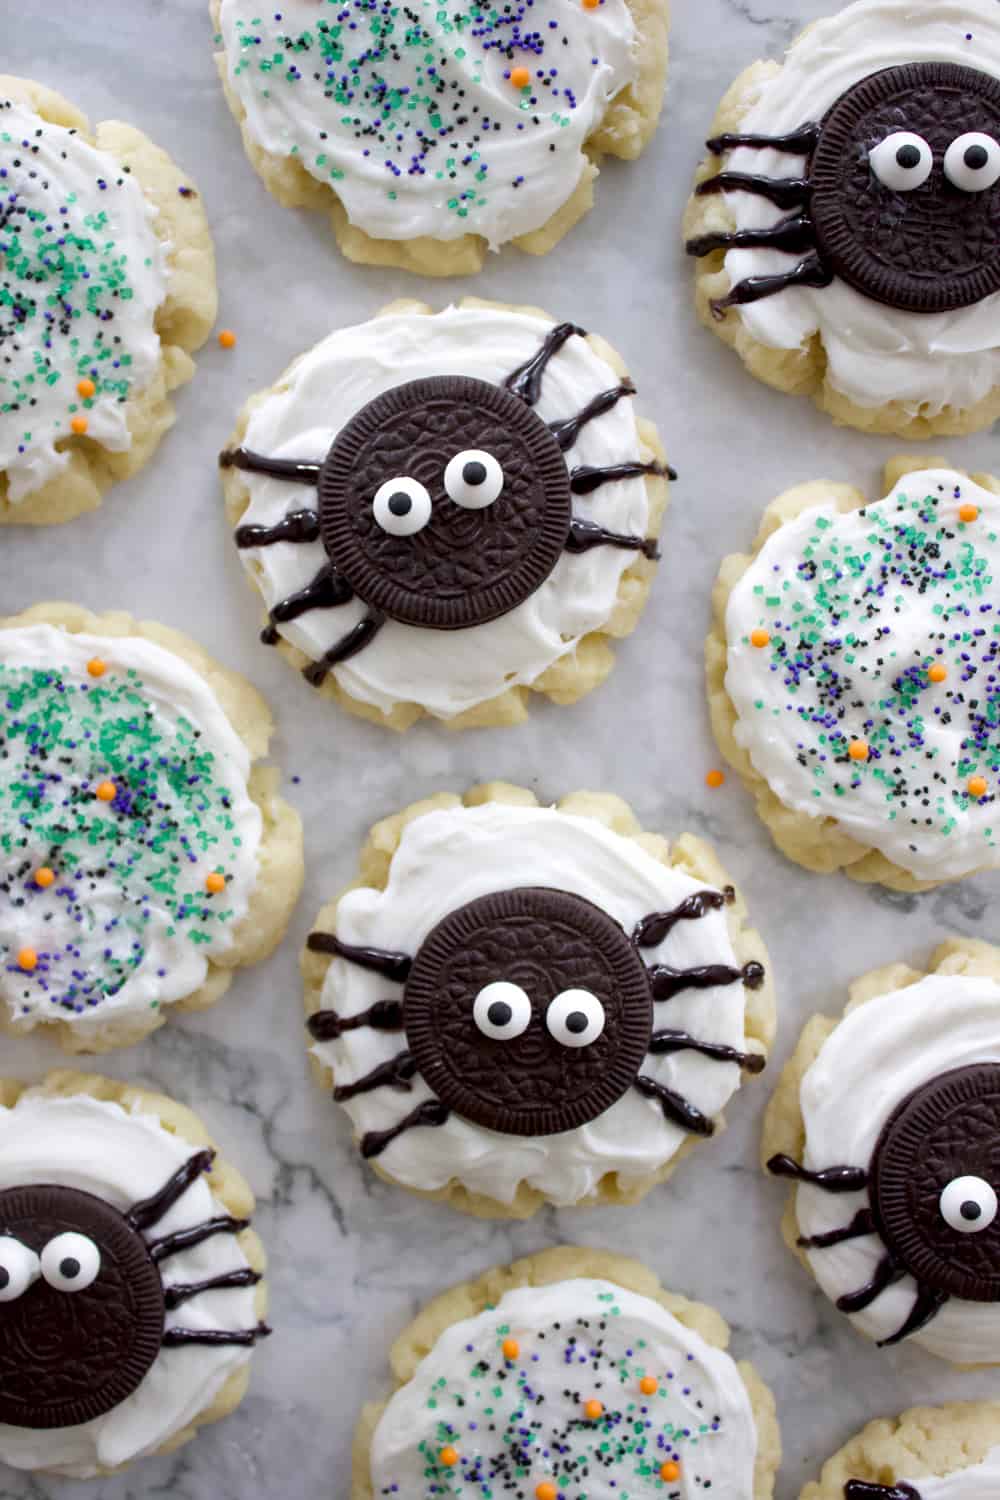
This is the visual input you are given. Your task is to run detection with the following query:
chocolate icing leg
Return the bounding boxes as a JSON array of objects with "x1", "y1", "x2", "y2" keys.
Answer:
[
  {"x1": 634, "y1": 1076, "x2": 714, "y2": 1136},
  {"x1": 845, "y1": 1483, "x2": 922, "y2": 1500},
  {"x1": 767, "y1": 1154, "x2": 868, "y2": 1193},
  {"x1": 649, "y1": 1028, "x2": 766, "y2": 1073},
  {"x1": 695, "y1": 171, "x2": 813, "y2": 209},
  {"x1": 360, "y1": 1099, "x2": 451, "y2": 1159},
  {"x1": 504, "y1": 322, "x2": 585, "y2": 405},
  {"x1": 164, "y1": 1269, "x2": 262, "y2": 1309},
  {"x1": 306, "y1": 933, "x2": 412, "y2": 983},
  {"x1": 877, "y1": 1283, "x2": 949, "y2": 1347},
  {"x1": 710, "y1": 254, "x2": 833, "y2": 317},
  {"x1": 126, "y1": 1150, "x2": 214, "y2": 1232},
  {"x1": 632, "y1": 890, "x2": 732, "y2": 948},
  {"x1": 570, "y1": 459, "x2": 675, "y2": 495},
  {"x1": 836, "y1": 1254, "x2": 906, "y2": 1313},
  {"x1": 307, "y1": 1000, "x2": 405, "y2": 1041},
  {"x1": 648, "y1": 960, "x2": 765, "y2": 1001},
  {"x1": 706, "y1": 122, "x2": 820, "y2": 156},
  {"x1": 565, "y1": 518, "x2": 660, "y2": 560},
  {"x1": 163, "y1": 1322, "x2": 271, "y2": 1348},
  {"x1": 797, "y1": 1209, "x2": 875, "y2": 1249},
  {"x1": 148, "y1": 1215, "x2": 249, "y2": 1263},
  {"x1": 548, "y1": 381, "x2": 636, "y2": 451},
  {"x1": 685, "y1": 212, "x2": 817, "y2": 260},
  {"x1": 221, "y1": 447, "x2": 322, "y2": 485},
  {"x1": 333, "y1": 1051, "x2": 419, "y2": 1102},
  {"x1": 302, "y1": 612, "x2": 386, "y2": 686}
]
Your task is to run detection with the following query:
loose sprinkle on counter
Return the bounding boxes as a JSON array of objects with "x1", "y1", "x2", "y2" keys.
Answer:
[{"x1": 218, "y1": 328, "x2": 237, "y2": 349}]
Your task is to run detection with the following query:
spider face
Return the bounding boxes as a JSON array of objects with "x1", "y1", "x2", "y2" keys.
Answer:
[
  {"x1": 811, "y1": 63, "x2": 1000, "y2": 312},
  {"x1": 869, "y1": 1065, "x2": 1000, "y2": 1302},
  {"x1": 318, "y1": 377, "x2": 572, "y2": 630},
  {"x1": 404, "y1": 888, "x2": 654, "y2": 1135},
  {"x1": 0, "y1": 1185, "x2": 163, "y2": 1428}
]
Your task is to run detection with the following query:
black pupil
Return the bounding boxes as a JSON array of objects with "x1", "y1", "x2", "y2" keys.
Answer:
[
  {"x1": 961, "y1": 1200, "x2": 983, "y2": 1221},
  {"x1": 965, "y1": 143, "x2": 989, "y2": 170},
  {"x1": 487, "y1": 1001, "x2": 513, "y2": 1028},
  {"x1": 60, "y1": 1257, "x2": 81, "y2": 1279},
  {"x1": 895, "y1": 143, "x2": 922, "y2": 169},
  {"x1": 0, "y1": 1266, "x2": 8, "y2": 1290},
  {"x1": 387, "y1": 492, "x2": 412, "y2": 517},
  {"x1": 462, "y1": 460, "x2": 487, "y2": 486},
  {"x1": 565, "y1": 1011, "x2": 589, "y2": 1035}
]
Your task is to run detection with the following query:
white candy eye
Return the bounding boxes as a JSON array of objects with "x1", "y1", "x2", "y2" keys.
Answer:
[
  {"x1": 546, "y1": 989, "x2": 606, "y2": 1049},
  {"x1": 0, "y1": 1237, "x2": 39, "y2": 1303},
  {"x1": 940, "y1": 1175, "x2": 998, "y2": 1234},
  {"x1": 944, "y1": 132, "x2": 1000, "y2": 192},
  {"x1": 473, "y1": 981, "x2": 532, "y2": 1041},
  {"x1": 444, "y1": 450, "x2": 504, "y2": 510},
  {"x1": 41, "y1": 1232, "x2": 101, "y2": 1293},
  {"x1": 870, "y1": 131, "x2": 933, "y2": 191},
  {"x1": 372, "y1": 477, "x2": 432, "y2": 536}
]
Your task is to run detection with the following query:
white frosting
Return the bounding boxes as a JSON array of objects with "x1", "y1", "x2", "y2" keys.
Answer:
[
  {"x1": 794, "y1": 973, "x2": 1000, "y2": 1363},
  {"x1": 720, "y1": 0, "x2": 1000, "y2": 415},
  {"x1": 0, "y1": 626, "x2": 262, "y2": 1034},
  {"x1": 0, "y1": 100, "x2": 167, "y2": 503},
  {"x1": 724, "y1": 469, "x2": 1000, "y2": 882},
  {"x1": 0, "y1": 1093, "x2": 259, "y2": 1477},
  {"x1": 216, "y1": 0, "x2": 636, "y2": 248},
  {"x1": 370, "y1": 1278, "x2": 758, "y2": 1498},
  {"x1": 234, "y1": 307, "x2": 652, "y2": 720},
  {"x1": 314, "y1": 801, "x2": 760, "y2": 1206},
  {"x1": 905, "y1": 1446, "x2": 1000, "y2": 1499}
]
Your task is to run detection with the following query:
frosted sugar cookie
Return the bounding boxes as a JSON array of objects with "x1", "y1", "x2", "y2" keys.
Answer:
[
  {"x1": 303, "y1": 783, "x2": 775, "y2": 1218},
  {"x1": 212, "y1": 0, "x2": 668, "y2": 275},
  {"x1": 763, "y1": 937, "x2": 1000, "y2": 1364},
  {"x1": 222, "y1": 300, "x2": 671, "y2": 731},
  {"x1": 0, "y1": 1071, "x2": 268, "y2": 1478},
  {"x1": 0, "y1": 604, "x2": 303, "y2": 1052},
  {"x1": 683, "y1": 0, "x2": 1000, "y2": 438},
  {"x1": 0, "y1": 76, "x2": 216, "y2": 524},
  {"x1": 708, "y1": 459, "x2": 1000, "y2": 890},
  {"x1": 352, "y1": 1246, "x2": 781, "y2": 1499},
  {"x1": 800, "y1": 1402, "x2": 1000, "y2": 1500}
]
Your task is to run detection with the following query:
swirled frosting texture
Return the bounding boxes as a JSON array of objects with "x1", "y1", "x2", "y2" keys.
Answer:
[
  {"x1": 0, "y1": 1092, "x2": 257, "y2": 1477},
  {"x1": 795, "y1": 974, "x2": 1000, "y2": 1363},
  {"x1": 0, "y1": 100, "x2": 167, "y2": 503},
  {"x1": 313, "y1": 802, "x2": 756, "y2": 1205},
  {"x1": 216, "y1": 0, "x2": 636, "y2": 247},
  {"x1": 0, "y1": 626, "x2": 262, "y2": 1034},
  {"x1": 234, "y1": 307, "x2": 651, "y2": 720},
  {"x1": 370, "y1": 1279, "x2": 758, "y2": 1498},
  {"x1": 725, "y1": 470, "x2": 1000, "y2": 881},
  {"x1": 720, "y1": 0, "x2": 1000, "y2": 415}
]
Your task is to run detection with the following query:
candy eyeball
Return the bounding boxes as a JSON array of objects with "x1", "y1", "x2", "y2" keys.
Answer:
[
  {"x1": 444, "y1": 450, "x2": 504, "y2": 509},
  {"x1": 0, "y1": 1236, "x2": 39, "y2": 1303},
  {"x1": 473, "y1": 981, "x2": 532, "y2": 1041},
  {"x1": 939, "y1": 1174, "x2": 998, "y2": 1234},
  {"x1": 944, "y1": 132, "x2": 1000, "y2": 192},
  {"x1": 372, "y1": 477, "x2": 433, "y2": 536},
  {"x1": 40, "y1": 1232, "x2": 102, "y2": 1292},
  {"x1": 546, "y1": 989, "x2": 606, "y2": 1048},
  {"x1": 869, "y1": 131, "x2": 933, "y2": 191}
]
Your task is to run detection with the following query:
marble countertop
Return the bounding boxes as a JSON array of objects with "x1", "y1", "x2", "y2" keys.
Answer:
[{"x1": 3, "y1": 2, "x2": 1000, "y2": 1496}]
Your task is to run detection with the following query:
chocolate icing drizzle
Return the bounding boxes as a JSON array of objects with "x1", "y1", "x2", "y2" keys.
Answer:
[
  {"x1": 163, "y1": 1268, "x2": 262, "y2": 1309},
  {"x1": 845, "y1": 1486, "x2": 922, "y2": 1500},
  {"x1": 549, "y1": 381, "x2": 635, "y2": 451},
  {"x1": 710, "y1": 255, "x2": 834, "y2": 316},
  {"x1": 706, "y1": 122, "x2": 820, "y2": 156},
  {"x1": 566, "y1": 518, "x2": 660, "y2": 560},
  {"x1": 126, "y1": 1149, "x2": 215, "y2": 1232},
  {"x1": 836, "y1": 1255, "x2": 906, "y2": 1314},
  {"x1": 148, "y1": 1214, "x2": 249, "y2": 1264},
  {"x1": 695, "y1": 171, "x2": 813, "y2": 209},
  {"x1": 504, "y1": 321, "x2": 584, "y2": 405},
  {"x1": 797, "y1": 1208, "x2": 874, "y2": 1249},
  {"x1": 570, "y1": 459, "x2": 675, "y2": 495},
  {"x1": 767, "y1": 1154, "x2": 868, "y2": 1193},
  {"x1": 222, "y1": 447, "x2": 321, "y2": 486},
  {"x1": 234, "y1": 509, "x2": 321, "y2": 548},
  {"x1": 311, "y1": 882, "x2": 766, "y2": 1158},
  {"x1": 163, "y1": 1322, "x2": 271, "y2": 1348}
]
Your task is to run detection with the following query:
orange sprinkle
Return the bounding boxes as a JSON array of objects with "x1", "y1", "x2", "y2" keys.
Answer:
[
  {"x1": 95, "y1": 781, "x2": 117, "y2": 802},
  {"x1": 968, "y1": 775, "x2": 989, "y2": 799},
  {"x1": 749, "y1": 628, "x2": 770, "y2": 648},
  {"x1": 848, "y1": 739, "x2": 870, "y2": 762},
  {"x1": 218, "y1": 328, "x2": 237, "y2": 349},
  {"x1": 501, "y1": 1338, "x2": 520, "y2": 1360},
  {"x1": 439, "y1": 1447, "x2": 459, "y2": 1468},
  {"x1": 927, "y1": 663, "x2": 948, "y2": 683},
  {"x1": 582, "y1": 0, "x2": 601, "y2": 8},
  {"x1": 76, "y1": 378, "x2": 96, "y2": 400},
  {"x1": 583, "y1": 1399, "x2": 604, "y2": 1420},
  {"x1": 660, "y1": 1462, "x2": 681, "y2": 1482},
  {"x1": 205, "y1": 872, "x2": 227, "y2": 895},
  {"x1": 86, "y1": 657, "x2": 107, "y2": 678},
  {"x1": 705, "y1": 769, "x2": 725, "y2": 789},
  {"x1": 34, "y1": 867, "x2": 55, "y2": 889},
  {"x1": 536, "y1": 1485, "x2": 558, "y2": 1500},
  {"x1": 510, "y1": 66, "x2": 531, "y2": 88},
  {"x1": 959, "y1": 503, "x2": 979, "y2": 523},
  {"x1": 70, "y1": 415, "x2": 88, "y2": 435},
  {"x1": 17, "y1": 948, "x2": 38, "y2": 972},
  {"x1": 639, "y1": 1376, "x2": 658, "y2": 1395}
]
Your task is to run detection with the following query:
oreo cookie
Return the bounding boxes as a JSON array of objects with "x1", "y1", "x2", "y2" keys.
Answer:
[
  {"x1": 0, "y1": 1184, "x2": 164, "y2": 1429},
  {"x1": 403, "y1": 886, "x2": 653, "y2": 1136},
  {"x1": 318, "y1": 375, "x2": 572, "y2": 630}
]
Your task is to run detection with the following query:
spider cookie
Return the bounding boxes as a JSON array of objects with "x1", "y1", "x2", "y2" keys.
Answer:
[
  {"x1": 0, "y1": 77, "x2": 216, "y2": 526},
  {"x1": 683, "y1": 0, "x2": 1000, "y2": 439},
  {"x1": 0, "y1": 604, "x2": 303, "y2": 1052},
  {"x1": 303, "y1": 784, "x2": 774, "y2": 1218},
  {"x1": 222, "y1": 300, "x2": 670, "y2": 731},
  {"x1": 708, "y1": 460, "x2": 1000, "y2": 891},
  {"x1": 763, "y1": 937, "x2": 1000, "y2": 1364},
  {"x1": 211, "y1": 0, "x2": 668, "y2": 277},
  {"x1": 352, "y1": 1246, "x2": 781, "y2": 1500},
  {"x1": 801, "y1": 1402, "x2": 1000, "y2": 1500},
  {"x1": 0, "y1": 1071, "x2": 268, "y2": 1478}
]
